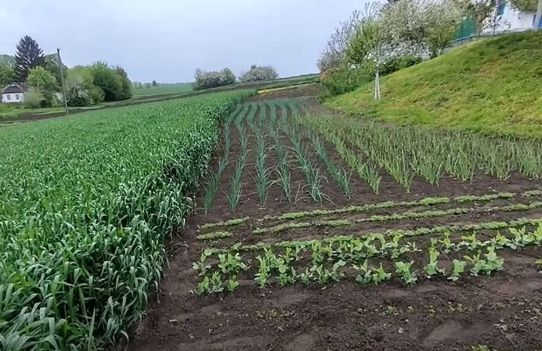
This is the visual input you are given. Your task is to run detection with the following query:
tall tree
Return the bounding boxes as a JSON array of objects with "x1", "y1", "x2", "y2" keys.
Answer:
[
  {"x1": 27, "y1": 66, "x2": 58, "y2": 106},
  {"x1": 0, "y1": 63, "x2": 15, "y2": 87},
  {"x1": 14, "y1": 35, "x2": 45, "y2": 82},
  {"x1": 43, "y1": 54, "x2": 68, "y2": 86}
]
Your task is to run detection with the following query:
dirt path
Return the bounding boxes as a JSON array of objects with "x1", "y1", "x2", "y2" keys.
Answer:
[{"x1": 129, "y1": 87, "x2": 542, "y2": 351}]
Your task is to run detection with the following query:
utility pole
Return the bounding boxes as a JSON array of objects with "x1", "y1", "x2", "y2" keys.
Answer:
[
  {"x1": 57, "y1": 48, "x2": 68, "y2": 115},
  {"x1": 536, "y1": 0, "x2": 542, "y2": 30}
]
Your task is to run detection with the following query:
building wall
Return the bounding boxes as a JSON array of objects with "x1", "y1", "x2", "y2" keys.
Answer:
[
  {"x1": 485, "y1": 6, "x2": 538, "y2": 33},
  {"x1": 1, "y1": 93, "x2": 24, "y2": 103}
]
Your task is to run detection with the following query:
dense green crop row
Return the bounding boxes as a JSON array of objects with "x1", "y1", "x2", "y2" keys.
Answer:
[{"x1": 0, "y1": 91, "x2": 250, "y2": 350}]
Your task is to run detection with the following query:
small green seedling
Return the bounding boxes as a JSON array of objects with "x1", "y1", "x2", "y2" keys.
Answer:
[
  {"x1": 395, "y1": 261, "x2": 418, "y2": 285},
  {"x1": 354, "y1": 260, "x2": 372, "y2": 285},
  {"x1": 439, "y1": 232, "x2": 454, "y2": 253},
  {"x1": 424, "y1": 247, "x2": 445, "y2": 278},
  {"x1": 226, "y1": 276, "x2": 239, "y2": 292},
  {"x1": 372, "y1": 264, "x2": 392, "y2": 284},
  {"x1": 448, "y1": 259, "x2": 466, "y2": 282},
  {"x1": 192, "y1": 249, "x2": 212, "y2": 276},
  {"x1": 490, "y1": 232, "x2": 510, "y2": 249},
  {"x1": 481, "y1": 247, "x2": 504, "y2": 275},
  {"x1": 196, "y1": 271, "x2": 225, "y2": 295},
  {"x1": 255, "y1": 255, "x2": 270, "y2": 288},
  {"x1": 278, "y1": 265, "x2": 297, "y2": 286},
  {"x1": 218, "y1": 252, "x2": 248, "y2": 274}
]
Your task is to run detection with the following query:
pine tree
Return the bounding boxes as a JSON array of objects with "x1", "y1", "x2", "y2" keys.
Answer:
[{"x1": 14, "y1": 35, "x2": 45, "y2": 82}]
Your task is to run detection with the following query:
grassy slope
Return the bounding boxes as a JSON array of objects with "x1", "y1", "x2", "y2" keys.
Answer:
[{"x1": 327, "y1": 31, "x2": 542, "y2": 138}]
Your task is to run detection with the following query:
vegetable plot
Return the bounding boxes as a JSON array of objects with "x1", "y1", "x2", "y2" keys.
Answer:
[{"x1": 0, "y1": 90, "x2": 251, "y2": 350}]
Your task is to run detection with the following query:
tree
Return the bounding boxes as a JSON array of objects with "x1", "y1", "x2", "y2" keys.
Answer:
[
  {"x1": 317, "y1": 11, "x2": 361, "y2": 72},
  {"x1": 239, "y1": 65, "x2": 279, "y2": 82},
  {"x1": 0, "y1": 63, "x2": 15, "y2": 87},
  {"x1": 43, "y1": 54, "x2": 68, "y2": 86},
  {"x1": 347, "y1": 3, "x2": 386, "y2": 100},
  {"x1": 14, "y1": 36, "x2": 45, "y2": 82},
  {"x1": 193, "y1": 68, "x2": 236, "y2": 90},
  {"x1": 67, "y1": 66, "x2": 104, "y2": 105},
  {"x1": 424, "y1": 0, "x2": 463, "y2": 57},
  {"x1": 114, "y1": 66, "x2": 133, "y2": 100},
  {"x1": 152, "y1": 80, "x2": 157, "y2": 87},
  {"x1": 90, "y1": 62, "x2": 123, "y2": 101},
  {"x1": 380, "y1": 0, "x2": 428, "y2": 56},
  {"x1": 0, "y1": 55, "x2": 15, "y2": 67},
  {"x1": 26, "y1": 66, "x2": 58, "y2": 106},
  {"x1": 509, "y1": 0, "x2": 537, "y2": 11}
]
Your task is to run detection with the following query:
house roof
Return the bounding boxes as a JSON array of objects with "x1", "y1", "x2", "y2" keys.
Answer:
[{"x1": 2, "y1": 85, "x2": 23, "y2": 94}]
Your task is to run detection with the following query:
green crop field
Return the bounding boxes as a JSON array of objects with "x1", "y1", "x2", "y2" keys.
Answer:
[
  {"x1": 2, "y1": 33, "x2": 542, "y2": 351},
  {"x1": 0, "y1": 90, "x2": 251, "y2": 350},
  {"x1": 192, "y1": 98, "x2": 542, "y2": 296},
  {"x1": 132, "y1": 83, "x2": 193, "y2": 98}
]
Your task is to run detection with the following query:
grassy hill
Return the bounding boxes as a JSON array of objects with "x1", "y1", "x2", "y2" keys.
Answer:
[{"x1": 327, "y1": 31, "x2": 542, "y2": 138}]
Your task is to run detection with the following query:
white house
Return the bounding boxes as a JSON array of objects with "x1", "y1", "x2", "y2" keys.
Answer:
[
  {"x1": 485, "y1": 3, "x2": 541, "y2": 33},
  {"x1": 1, "y1": 85, "x2": 24, "y2": 104}
]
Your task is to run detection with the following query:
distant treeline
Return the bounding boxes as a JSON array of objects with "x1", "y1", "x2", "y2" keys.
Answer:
[
  {"x1": 193, "y1": 65, "x2": 279, "y2": 90},
  {"x1": 0, "y1": 35, "x2": 133, "y2": 107}
]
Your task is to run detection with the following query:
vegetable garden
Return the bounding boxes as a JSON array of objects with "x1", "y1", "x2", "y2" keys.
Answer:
[
  {"x1": 0, "y1": 90, "x2": 250, "y2": 350},
  {"x1": 2, "y1": 86, "x2": 541, "y2": 350},
  {"x1": 133, "y1": 95, "x2": 542, "y2": 351}
]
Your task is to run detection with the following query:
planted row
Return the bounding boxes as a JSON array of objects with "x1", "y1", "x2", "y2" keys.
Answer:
[
  {"x1": 194, "y1": 223, "x2": 542, "y2": 294},
  {"x1": 302, "y1": 114, "x2": 542, "y2": 191}
]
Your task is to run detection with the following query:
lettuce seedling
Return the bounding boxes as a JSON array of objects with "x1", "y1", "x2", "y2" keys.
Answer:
[{"x1": 395, "y1": 261, "x2": 418, "y2": 285}]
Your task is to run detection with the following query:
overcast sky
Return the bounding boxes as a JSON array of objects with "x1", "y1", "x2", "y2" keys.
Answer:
[{"x1": 0, "y1": 0, "x2": 363, "y2": 83}]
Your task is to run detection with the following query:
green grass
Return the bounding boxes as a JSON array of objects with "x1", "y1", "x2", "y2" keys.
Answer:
[
  {"x1": 327, "y1": 31, "x2": 542, "y2": 138},
  {"x1": 132, "y1": 83, "x2": 193, "y2": 98},
  {"x1": 0, "y1": 90, "x2": 249, "y2": 349},
  {"x1": 0, "y1": 104, "x2": 66, "y2": 119}
]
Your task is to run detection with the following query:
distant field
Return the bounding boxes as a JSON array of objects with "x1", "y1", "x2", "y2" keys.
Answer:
[
  {"x1": 132, "y1": 83, "x2": 193, "y2": 98},
  {"x1": 0, "y1": 74, "x2": 319, "y2": 122}
]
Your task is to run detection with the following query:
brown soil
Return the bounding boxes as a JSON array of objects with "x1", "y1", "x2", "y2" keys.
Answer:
[{"x1": 129, "y1": 86, "x2": 542, "y2": 351}]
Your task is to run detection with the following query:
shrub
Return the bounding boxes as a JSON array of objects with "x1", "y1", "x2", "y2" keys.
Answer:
[
  {"x1": 380, "y1": 55, "x2": 422, "y2": 76},
  {"x1": 90, "y1": 62, "x2": 132, "y2": 102},
  {"x1": 320, "y1": 65, "x2": 373, "y2": 97},
  {"x1": 66, "y1": 67, "x2": 105, "y2": 106},
  {"x1": 22, "y1": 87, "x2": 44, "y2": 108},
  {"x1": 26, "y1": 66, "x2": 59, "y2": 107},
  {"x1": 193, "y1": 68, "x2": 236, "y2": 90},
  {"x1": 115, "y1": 66, "x2": 133, "y2": 100},
  {"x1": 239, "y1": 65, "x2": 278, "y2": 82}
]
